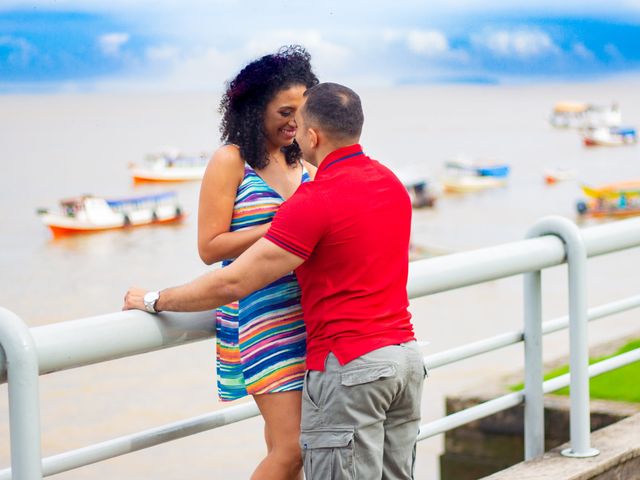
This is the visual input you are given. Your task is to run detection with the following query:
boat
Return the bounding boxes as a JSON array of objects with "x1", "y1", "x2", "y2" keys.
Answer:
[
  {"x1": 583, "y1": 126, "x2": 637, "y2": 147},
  {"x1": 550, "y1": 101, "x2": 621, "y2": 129},
  {"x1": 404, "y1": 178, "x2": 437, "y2": 208},
  {"x1": 393, "y1": 168, "x2": 438, "y2": 208},
  {"x1": 576, "y1": 181, "x2": 640, "y2": 218},
  {"x1": 37, "y1": 192, "x2": 185, "y2": 237},
  {"x1": 445, "y1": 158, "x2": 510, "y2": 178},
  {"x1": 129, "y1": 150, "x2": 210, "y2": 182},
  {"x1": 543, "y1": 167, "x2": 576, "y2": 185},
  {"x1": 441, "y1": 175, "x2": 507, "y2": 193}
]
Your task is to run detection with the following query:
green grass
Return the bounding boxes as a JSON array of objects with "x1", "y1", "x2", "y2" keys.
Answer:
[{"x1": 510, "y1": 339, "x2": 640, "y2": 403}]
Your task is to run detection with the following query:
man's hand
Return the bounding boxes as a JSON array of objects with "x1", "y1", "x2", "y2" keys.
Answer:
[{"x1": 123, "y1": 287, "x2": 148, "y2": 311}]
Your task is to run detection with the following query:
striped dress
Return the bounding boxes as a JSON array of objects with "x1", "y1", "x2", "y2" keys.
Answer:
[{"x1": 216, "y1": 163, "x2": 309, "y2": 401}]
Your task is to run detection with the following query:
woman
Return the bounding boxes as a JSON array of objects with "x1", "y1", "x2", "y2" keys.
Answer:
[{"x1": 197, "y1": 46, "x2": 318, "y2": 480}]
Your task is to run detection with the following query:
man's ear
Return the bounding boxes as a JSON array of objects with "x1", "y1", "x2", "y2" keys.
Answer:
[{"x1": 308, "y1": 128, "x2": 319, "y2": 148}]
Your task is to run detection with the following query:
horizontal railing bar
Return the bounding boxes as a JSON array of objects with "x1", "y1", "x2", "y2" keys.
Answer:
[
  {"x1": 425, "y1": 294, "x2": 640, "y2": 370},
  {"x1": 0, "y1": 402, "x2": 260, "y2": 480},
  {"x1": 408, "y1": 216, "x2": 640, "y2": 298},
  {"x1": 541, "y1": 295, "x2": 640, "y2": 336},
  {"x1": 417, "y1": 392, "x2": 524, "y2": 440},
  {"x1": 0, "y1": 311, "x2": 214, "y2": 383},
  {"x1": 542, "y1": 347, "x2": 640, "y2": 394},
  {"x1": 416, "y1": 347, "x2": 640, "y2": 442}
]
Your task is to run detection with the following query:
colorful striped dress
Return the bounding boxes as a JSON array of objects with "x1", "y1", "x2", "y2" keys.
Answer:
[{"x1": 216, "y1": 163, "x2": 309, "y2": 401}]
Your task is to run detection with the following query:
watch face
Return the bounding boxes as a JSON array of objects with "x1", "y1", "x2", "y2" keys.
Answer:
[{"x1": 144, "y1": 291, "x2": 160, "y2": 312}]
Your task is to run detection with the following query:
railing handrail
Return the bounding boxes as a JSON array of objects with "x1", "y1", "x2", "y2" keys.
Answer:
[{"x1": 3, "y1": 216, "x2": 640, "y2": 384}]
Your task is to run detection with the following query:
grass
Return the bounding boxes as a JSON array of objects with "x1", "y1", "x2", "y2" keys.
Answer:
[{"x1": 510, "y1": 338, "x2": 640, "y2": 403}]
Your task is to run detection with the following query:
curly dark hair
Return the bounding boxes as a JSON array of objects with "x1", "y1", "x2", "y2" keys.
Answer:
[{"x1": 219, "y1": 45, "x2": 319, "y2": 169}]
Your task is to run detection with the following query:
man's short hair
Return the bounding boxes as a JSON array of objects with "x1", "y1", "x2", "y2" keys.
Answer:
[{"x1": 302, "y1": 82, "x2": 364, "y2": 142}]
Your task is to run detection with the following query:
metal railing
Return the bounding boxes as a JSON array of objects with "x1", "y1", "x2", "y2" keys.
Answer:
[{"x1": 2, "y1": 215, "x2": 640, "y2": 479}]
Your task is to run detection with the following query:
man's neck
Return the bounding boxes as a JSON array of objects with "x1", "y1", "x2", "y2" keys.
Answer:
[{"x1": 315, "y1": 142, "x2": 359, "y2": 169}]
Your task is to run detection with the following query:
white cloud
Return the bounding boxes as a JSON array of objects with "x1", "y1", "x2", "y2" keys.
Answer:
[
  {"x1": 146, "y1": 45, "x2": 181, "y2": 62},
  {"x1": 604, "y1": 43, "x2": 623, "y2": 60},
  {"x1": 98, "y1": 32, "x2": 130, "y2": 57},
  {"x1": 572, "y1": 42, "x2": 595, "y2": 60},
  {"x1": 407, "y1": 30, "x2": 449, "y2": 57},
  {"x1": 0, "y1": 35, "x2": 35, "y2": 67},
  {"x1": 471, "y1": 29, "x2": 559, "y2": 58},
  {"x1": 244, "y1": 30, "x2": 351, "y2": 78}
]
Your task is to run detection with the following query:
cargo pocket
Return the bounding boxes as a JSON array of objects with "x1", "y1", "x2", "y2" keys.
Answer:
[
  {"x1": 301, "y1": 427, "x2": 355, "y2": 479},
  {"x1": 341, "y1": 362, "x2": 397, "y2": 387}
]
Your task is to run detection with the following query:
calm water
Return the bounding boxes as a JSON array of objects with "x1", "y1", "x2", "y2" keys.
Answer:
[{"x1": 1, "y1": 82, "x2": 640, "y2": 478}]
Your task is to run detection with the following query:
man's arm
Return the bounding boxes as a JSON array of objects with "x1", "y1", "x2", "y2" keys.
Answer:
[{"x1": 123, "y1": 238, "x2": 304, "y2": 312}]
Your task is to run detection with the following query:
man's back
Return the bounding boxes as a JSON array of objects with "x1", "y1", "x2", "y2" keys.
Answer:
[{"x1": 266, "y1": 144, "x2": 415, "y2": 370}]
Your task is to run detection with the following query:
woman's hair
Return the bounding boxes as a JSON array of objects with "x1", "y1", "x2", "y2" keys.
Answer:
[{"x1": 219, "y1": 45, "x2": 319, "y2": 169}]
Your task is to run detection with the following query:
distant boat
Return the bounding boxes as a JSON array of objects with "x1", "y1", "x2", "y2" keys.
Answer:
[
  {"x1": 129, "y1": 150, "x2": 210, "y2": 182},
  {"x1": 543, "y1": 167, "x2": 576, "y2": 185},
  {"x1": 583, "y1": 126, "x2": 637, "y2": 147},
  {"x1": 445, "y1": 158, "x2": 510, "y2": 178},
  {"x1": 441, "y1": 175, "x2": 507, "y2": 193},
  {"x1": 550, "y1": 101, "x2": 621, "y2": 129},
  {"x1": 37, "y1": 192, "x2": 185, "y2": 237},
  {"x1": 576, "y1": 181, "x2": 640, "y2": 218},
  {"x1": 404, "y1": 178, "x2": 437, "y2": 208}
]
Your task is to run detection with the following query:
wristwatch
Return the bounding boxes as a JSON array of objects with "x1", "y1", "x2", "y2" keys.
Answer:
[{"x1": 143, "y1": 291, "x2": 161, "y2": 313}]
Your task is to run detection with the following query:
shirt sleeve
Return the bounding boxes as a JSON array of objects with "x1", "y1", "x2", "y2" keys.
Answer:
[{"x1": 264, "y1": 185, "x2": 329, "y2": 260}]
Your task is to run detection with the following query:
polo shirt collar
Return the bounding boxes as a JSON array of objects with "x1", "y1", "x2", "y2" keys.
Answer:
[{"x1": 316, "y1": 144, "x2": 364, "y2": 177}]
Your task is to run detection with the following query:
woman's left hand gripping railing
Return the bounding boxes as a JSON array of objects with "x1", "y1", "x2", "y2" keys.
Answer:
[{"x1": 0, "y1": 307, "x2": 43, "y2": 480}]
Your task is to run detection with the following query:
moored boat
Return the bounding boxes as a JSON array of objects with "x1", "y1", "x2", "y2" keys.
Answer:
[
  {"x1": 404, "y1": 179, "x2": 438, "y2": 208},
  {"x1": 129, "y1": 151, "x2": 210, "y2": 182},
  {"x1": 441, "y1": 175, "x2": 507, "y2": 193},
  {"x1": 37, "y1": 192, "x2": 185, "y2": 237},
  {"x1": 550, "y1": 101, "x2": 621, "y2": 129},
  {"x1": 445, "y1": 158, "x2": 510, "y2": 178},
  {"x1": 583, "y1": 126, "x2": 637, "y2": 147},
  {"x1": 576, "y1": 181, "x2": 640, "y2": 218}
]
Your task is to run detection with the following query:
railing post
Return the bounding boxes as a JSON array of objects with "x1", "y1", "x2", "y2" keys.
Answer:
[
  {"x1": 522, "y1": 265, "x2": 543, "y2": 460},
  {"x1": 0, "y1": 307, "x2": 43, "y2": 479},
  {"x1": 527, "y1": 216, "x2": 599, "y2": 458}
]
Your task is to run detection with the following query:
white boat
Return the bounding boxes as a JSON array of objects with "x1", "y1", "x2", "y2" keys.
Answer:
[
  {"x1": 583, "y1": 126, "x2": 637, "y2": 147},
  {"x1": 550, "y1": 101, "x2": 621, "y2": 129},
  {"x1": 445, "y1": 158, "x2": 510, "y2": 178},
  {"x1": 37, "y1": 192, "x2": 185, "y2": 237},
  {"x1": 441, "y1": 175, "x2": 507, "y2": 193},
  {"x1": 129, "y1": 150, "x2": 210, "y2": 182}
]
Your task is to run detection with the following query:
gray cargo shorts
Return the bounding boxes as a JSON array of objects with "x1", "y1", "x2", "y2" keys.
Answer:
[{"x1": 300, "y1": 341, "x2": 426, "y2": 479}]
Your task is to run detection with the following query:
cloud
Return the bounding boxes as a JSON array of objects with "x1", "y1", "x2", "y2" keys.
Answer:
[
  {"x1": 98, "y1": 32, "x2": 130, "y2": 57},
  {"x1": 572, "y1": 42, "x2": 595, "y2": 60},
  {"x1": 471, "y1": 29, "x2": 559, "y2": 58},
  {"x1": 145, "y1": 44, "x2": 181, "y2": 62},
  {"x1": 406, "y1": 30, "x2": 449, "y2": 57},
  {"x1": 604, "y1": 43, "x2": 623, "y2": 60},
  {"x1": 0, "y1": 35, "x2": 35, "y2": 67},
  {"x1": 243, "y1": 30, "x2": 351, "y2": 78}
]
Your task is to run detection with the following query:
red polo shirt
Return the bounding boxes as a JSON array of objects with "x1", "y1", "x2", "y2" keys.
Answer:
[{"x1": 265, "y1": 144, "x2": 415, "y2": 371}]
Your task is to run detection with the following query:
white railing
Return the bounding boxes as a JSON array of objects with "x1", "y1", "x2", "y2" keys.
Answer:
[{"x1": 2, "y1": 215, "x2": 640, "y2": 479}]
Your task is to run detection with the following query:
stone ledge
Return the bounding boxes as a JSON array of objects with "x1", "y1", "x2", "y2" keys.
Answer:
[{"x1": 480, "y1": 412, "x2": 640, "y2": 480}]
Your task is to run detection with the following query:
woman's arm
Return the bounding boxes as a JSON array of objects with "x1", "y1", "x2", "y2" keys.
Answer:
[{"x1": 197, "y1": 146, "x2": 271, "y2": 265}]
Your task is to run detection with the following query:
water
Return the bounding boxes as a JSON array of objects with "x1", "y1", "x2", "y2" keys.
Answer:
[{"x1": 1, "y1": 81, "x2": 640, "y2": 478}]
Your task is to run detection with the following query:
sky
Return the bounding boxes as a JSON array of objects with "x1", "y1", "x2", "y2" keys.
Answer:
[{"x1": 1, "y1": 1, "x2": 640, "y2": 93}]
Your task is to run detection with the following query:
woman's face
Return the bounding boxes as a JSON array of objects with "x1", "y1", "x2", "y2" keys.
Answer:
[{"x1": 263, "y1": 84, "x2": 307, "y2": 151}]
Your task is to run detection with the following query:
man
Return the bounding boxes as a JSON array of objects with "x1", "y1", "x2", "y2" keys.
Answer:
[{"x1": 124, "y1": 82, "x2": 425, "y2": 479}]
